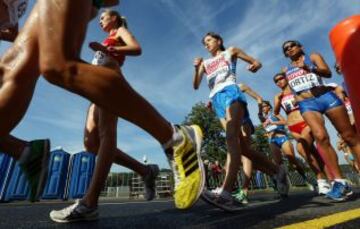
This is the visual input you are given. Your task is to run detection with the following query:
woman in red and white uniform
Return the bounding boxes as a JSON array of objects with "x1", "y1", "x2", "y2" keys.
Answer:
[
  {"x1": 273, "y1": 72, "x2": 331, "y2": 194},
  {"x1": 49, "y1": 10, "x2": 159, "y2": 223}
]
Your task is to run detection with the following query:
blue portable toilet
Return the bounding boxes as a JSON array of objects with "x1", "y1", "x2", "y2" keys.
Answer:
[
  {"x1": 0, "y1": 153, "x2": 14, "y2": 201},
  {"x1": 42, "y1": 149, "x2": 70, "y2": 200},
  {"x1": 4, "y1": 161, "x2": 30, "y2": 201},
  {"x1": 67, "y1": 151, "x2": 96, "y2": 199}
]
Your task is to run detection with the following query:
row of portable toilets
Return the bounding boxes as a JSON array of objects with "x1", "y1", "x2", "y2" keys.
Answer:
[{"x1": 0, "y1": 150, "x2": 95, "y2": 202}]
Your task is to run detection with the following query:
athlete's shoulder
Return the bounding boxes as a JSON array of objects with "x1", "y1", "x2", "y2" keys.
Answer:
[
  {"x1": 226, "y1": 46, "x2": 239, "y2": 55},
  {"x1": 275, "y1": 91, "x2": 283, "y2": 99}
]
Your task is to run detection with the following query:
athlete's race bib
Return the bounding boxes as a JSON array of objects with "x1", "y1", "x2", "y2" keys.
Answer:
[
  {"x1": 286, "y1": 68, "x2": 321, "y2": 93},
  {"x1": 205, "y1": 55, "x2": 231, "y2": 90},
  {"x1": 281, "y1": 94, "x2": 298, "y2": 112},
  {"x1": 92, "y1": 51, "x2": 116, "y2": 66},
  {"x1": 265, "y1": 124, "x2": 278, "y2": 133}
]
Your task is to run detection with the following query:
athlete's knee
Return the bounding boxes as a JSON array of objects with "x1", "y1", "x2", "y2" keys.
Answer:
[
  {"x1": 341, "y1": 131, "x2": 359, "y2": 147},
  {"x1": 225, "y1": 129, "x2": 240, "y2": 144},
  {"x1": 1, "y1": 46, "x2": 37, "y2": 83},
  {"x1": 312, "y1": 130, "x2": 329, "y2": 145},
  {"x1": 40, "y1": 60, "x2": 75, "y2": 86}
]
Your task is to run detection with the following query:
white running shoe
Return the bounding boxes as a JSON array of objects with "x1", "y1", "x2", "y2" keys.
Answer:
[
  {"x1": 202, "y1": 189, "x2": 243, "y2": 212},
  {"x1": 50, "y1": 200, "x2": 98, "y2": 223},
  {"x1": 318, "y1": 180, "x2": 331, "y2": 195}
]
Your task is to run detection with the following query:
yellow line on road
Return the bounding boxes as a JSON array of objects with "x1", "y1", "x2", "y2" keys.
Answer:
[{"x1": 279, "y1": 208, "x2": 360, "y2": 229}]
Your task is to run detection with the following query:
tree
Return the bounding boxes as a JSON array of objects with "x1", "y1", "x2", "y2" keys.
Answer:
[
  {"x1": 183, "y1": 102, "x2": 227, "y2": 164},
  {"x1": 251, "y1": 125, "x2": 271, "y2": 157}
]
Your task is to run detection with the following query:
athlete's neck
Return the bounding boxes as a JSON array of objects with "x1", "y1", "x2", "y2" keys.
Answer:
[
  {"x1": 109, "y1": 28, "x2": 118, "y2": 35},
  {"x1": 282, "y1": 85, "x2": 292, "y2": 94},
  {"x1": 290, "y1": 53, "x2": 305, "y2": 64},
  {"x1": 211, "y1": 49, "x2": 223, "y2": 57}
]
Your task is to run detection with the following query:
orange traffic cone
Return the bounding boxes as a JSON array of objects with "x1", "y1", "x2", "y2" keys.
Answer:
[{"x1": 329, "y1": 15, "x2": 360, "y2": 132}]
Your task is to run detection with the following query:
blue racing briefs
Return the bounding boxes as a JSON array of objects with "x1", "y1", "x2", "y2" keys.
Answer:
[
  {"x1": 212, "y1": 84, "x2": 248, "y2": 119},
  {"x1": 299, "y1": 91, "x2": 343, "y2": 114},
  {"x1": 270, "y1": 135, "x2": 289, "y2": 148}
]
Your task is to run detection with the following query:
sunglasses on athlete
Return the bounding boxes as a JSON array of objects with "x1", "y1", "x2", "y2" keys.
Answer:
[
  {"x1": 283, "y1": 43, "x2": 298, "y2": 53},
  {"x1": 274, "y1": 76, "x2": 285, "y2": 83}
]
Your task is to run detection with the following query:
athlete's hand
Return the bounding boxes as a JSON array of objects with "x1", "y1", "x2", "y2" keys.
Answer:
[
  {"x1": 89, "y1": 42, "x2": 108, "y2": 53},
  {"x1": 193, "y1": 57, "x2": 203, "y2": 69},
  {"x1": 247, "y1": 60, "x2": 262, "y2": 73}
]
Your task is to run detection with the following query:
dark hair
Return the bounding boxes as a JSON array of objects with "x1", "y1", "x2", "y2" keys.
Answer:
[
  {"x1": 262, "y1": 100, "x2": 272, "y2": 109},
  {"x1": 273, "y1": 72, "x2": 286, "y2": 83},
  {"x1": 104, "y1": 9, "x2": 128, "y2": 29},
  {"x1": 202, "y1": 32, "x2": 226, "y2": 51},
  {"x1": 282, "y1": 40, "x2": 302, "y2": 57}
]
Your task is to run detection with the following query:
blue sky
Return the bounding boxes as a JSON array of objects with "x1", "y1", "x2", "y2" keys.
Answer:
[{"x1": 1, "y1": 0, "x2": 359, "y2": 171}]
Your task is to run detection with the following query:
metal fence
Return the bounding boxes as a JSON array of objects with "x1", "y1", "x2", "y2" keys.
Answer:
[{"x1": 101, "y1": 168, "x2": 359, "y2": 199}]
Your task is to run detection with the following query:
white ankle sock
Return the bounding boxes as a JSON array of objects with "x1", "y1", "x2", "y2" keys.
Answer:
[
  {"x1": 334, "y1": 179, "x2": 347, "y2": 185},
  {"x1": 162, "y1": 125, "x2": 183, "y2": 150}
]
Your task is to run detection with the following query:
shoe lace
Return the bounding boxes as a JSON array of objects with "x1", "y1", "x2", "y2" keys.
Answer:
[{"x1": 62, "y1": 200, "x2": 81, "y2": 216}]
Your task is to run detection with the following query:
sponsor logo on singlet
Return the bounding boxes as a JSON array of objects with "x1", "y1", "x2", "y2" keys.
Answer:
[
  {"x1": 281, "y1": 93, "x2": 298, "y2": 113},
  {"x1": 204, "y1": 55, "x2": 231, "y2": 89},
  {"x1": 286, "y1": 67, "x2": 321, "y2": 93}
]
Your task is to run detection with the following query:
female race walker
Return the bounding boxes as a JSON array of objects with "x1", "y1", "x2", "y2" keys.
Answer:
[
  {"x1": 193, "y1": 32, "x2": 288, "y2": 211},
  {"x1": 0, "y1": 0, "x2": 205, "y2": 210},
  {"x1": 282, "y1": 40, "x2": 360, "y2": 201},
  {"x1": 273, "y1": 72, "x2": 331, "y2": 195},
  {"x1": 259, "y1": 100, "x2": 314, "y2": 189},
  {"x1": 50, "y1": 10, "x2": 159, "y2": 223}
]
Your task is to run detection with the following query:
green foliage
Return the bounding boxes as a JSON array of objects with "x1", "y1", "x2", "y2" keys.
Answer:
[
  {"x1": 183, "y1": 102, "x2": 227, "y2": 164},
  {"x1": 251, "y1": 125, "x2": 271, "y2": 156}
]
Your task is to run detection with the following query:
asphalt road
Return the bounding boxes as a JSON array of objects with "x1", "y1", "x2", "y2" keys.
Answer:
[{"x1": 0, "y1": 190, "x2": 360, "y2": 229}]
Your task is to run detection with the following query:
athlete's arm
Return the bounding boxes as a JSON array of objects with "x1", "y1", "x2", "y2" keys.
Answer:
[
  {"x1": 310, "y1": 53, "x2": 331, "y2": 78},
  {"x1": 108, "y1": 27, "x2": 142, "y2": 56},
  {"x1": 333, "y1": 85, "x2": 346, "y2": 102},
  {"x1": 239, "y1": 83, "x2": 263, "y2": 104},
  {"x1": 89, "y1": 27, "x2": 141, "y2": 56},
  {"x1": 272, "y1": 113, "x2": 287, "y2": 126},
  {"x1": 273, "y1": 93, "x2": 282, "y2": 115},
  {"x1": 193, "y1": 58, "x2": 204, "y2": 90},
  {"x1": 228, "y1": 47, "x2": 262, "y2": 73}
]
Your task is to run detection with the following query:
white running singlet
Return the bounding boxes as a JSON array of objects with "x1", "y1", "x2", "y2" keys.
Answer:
[{"x1": 203, "y1": 50, "x2": 237, "y2": 98}]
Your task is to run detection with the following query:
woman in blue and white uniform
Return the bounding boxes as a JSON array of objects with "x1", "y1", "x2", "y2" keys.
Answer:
[{"x1": 282, "y1": 40, "x2": 360, "y2": 201}]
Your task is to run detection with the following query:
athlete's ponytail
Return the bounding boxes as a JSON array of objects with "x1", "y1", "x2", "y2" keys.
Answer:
[
  {"x1": 104, "y1": 9, "x2": 128, "y2": 29},
  {"x1": 202, "y1": 32, "x2": 226, "y2": 51}
]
